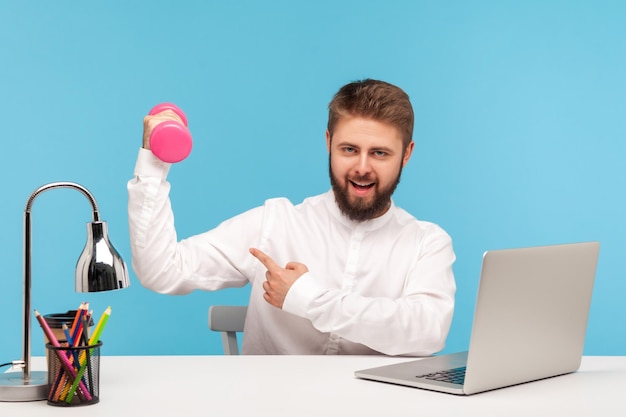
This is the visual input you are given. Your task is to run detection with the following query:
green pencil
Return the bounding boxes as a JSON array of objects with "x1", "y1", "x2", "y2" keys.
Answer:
[{"x1": 65, "y1": 306, "x2": 111, "y2": 403}]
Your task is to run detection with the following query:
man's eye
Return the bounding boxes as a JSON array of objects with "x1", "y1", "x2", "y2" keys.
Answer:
[
  {"x1": 373, "y1": 151, "x2": 387, "y2": 157},
  {"x1": 344, "y1": 147, "x2": 356, "y2": 153}
]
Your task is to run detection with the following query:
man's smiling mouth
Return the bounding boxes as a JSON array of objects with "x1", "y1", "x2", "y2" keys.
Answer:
[{"x1": 350, "y1": 180, "x2": 375, "y2": 191}]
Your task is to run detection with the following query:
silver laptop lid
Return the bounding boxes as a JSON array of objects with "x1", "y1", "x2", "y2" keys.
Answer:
[{"x1": 463, "y1": 241, "x2": 600, "y2": 394}]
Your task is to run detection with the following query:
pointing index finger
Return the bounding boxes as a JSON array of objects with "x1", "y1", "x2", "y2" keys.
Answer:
[{"x1": 249, "y1": 248, "x2": 280, "y2": 271}]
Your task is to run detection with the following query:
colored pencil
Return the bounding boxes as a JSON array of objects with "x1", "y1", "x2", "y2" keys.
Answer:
[
  {"x1": 70, "y1": 304, "x2": 86, "y2": 344},
  {"x1": 81, "y1": 311, "x2": 91, "y2": 346},
  {"x1": 65, "y1": 306, "x2": 111, "y2": 403},
  {"x1": 89, "y1": 306, "x2": 111, "y2": 345},
  {"x1": 82, "y1": 310, "x2": 94, "y2": 395},
  {"x1": 69, "y1": 302, "x2": 84, "y2": 338},
  {"x1": 34, "y1": 310, "x2": 91, "y2": 402},
  {"x1": 62, "y1": 323, "x2": 80, "y2": 364},
  {"x1": 53, "y1": 302, "x2": 93, "y2": 402}
]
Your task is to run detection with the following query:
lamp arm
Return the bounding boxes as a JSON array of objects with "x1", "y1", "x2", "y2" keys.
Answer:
[
  {"x1": 22, "y1": 182, "x2": 101, "y2": 379},
  {"x1": 24, "y1": 181, "x2": 100, "y2": 220}
]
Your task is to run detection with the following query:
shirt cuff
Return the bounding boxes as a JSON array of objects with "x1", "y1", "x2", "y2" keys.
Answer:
[
  {"x1": 282, "y1": 272, "x2": 325, "y2": 318},
  {"x1": 134, "y1": 148, "x2": 171, "y2": 179}
]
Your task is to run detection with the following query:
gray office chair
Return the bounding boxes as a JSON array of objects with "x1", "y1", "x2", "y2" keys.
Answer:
[{"x1": 208, "y1": 305, "x2": 248, "y2": 355}]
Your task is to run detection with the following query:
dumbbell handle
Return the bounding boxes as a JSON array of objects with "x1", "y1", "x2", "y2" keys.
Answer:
[{"x1": 148, "y1": 103, "x2": 192, "y2": 163}]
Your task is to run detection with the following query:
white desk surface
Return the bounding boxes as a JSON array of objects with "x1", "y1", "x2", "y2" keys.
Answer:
[{"x1": 1, "y1": 356, "x2": 624, "y2": 416}]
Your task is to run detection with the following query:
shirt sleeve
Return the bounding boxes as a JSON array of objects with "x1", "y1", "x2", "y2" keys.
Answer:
[
  {"x1": 282, "y1": 227, "x2": 456, "y2": 356},
  {"x1": 127, "y1": 148, "x2": 257, "y2": 294}
]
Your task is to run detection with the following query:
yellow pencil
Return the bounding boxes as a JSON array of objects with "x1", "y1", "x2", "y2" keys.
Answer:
[{"x1": 89, "y1": 306, "x2": 111, "y2": 345}]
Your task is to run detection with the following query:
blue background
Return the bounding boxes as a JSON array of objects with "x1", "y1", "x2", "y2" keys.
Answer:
[{"x1": 1, "y1": 1, "x2": 624, "y2": 360}]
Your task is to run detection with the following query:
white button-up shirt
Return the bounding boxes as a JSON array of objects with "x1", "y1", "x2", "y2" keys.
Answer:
[{"x1": 128, "y1": 149, "x2": 456, "y2": 356}]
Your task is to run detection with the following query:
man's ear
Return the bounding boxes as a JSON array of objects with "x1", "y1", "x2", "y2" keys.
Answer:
[
  {"x1": 402, "y1": 141, "x2": 415, "y2": 167},
  {"x1": 326, "y1": 130, "x2": 331, "y2": 153}
]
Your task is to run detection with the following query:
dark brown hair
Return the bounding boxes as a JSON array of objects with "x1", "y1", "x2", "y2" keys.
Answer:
[{"x1": 327, "y1": 79, "x2": 414, "y2": 148}]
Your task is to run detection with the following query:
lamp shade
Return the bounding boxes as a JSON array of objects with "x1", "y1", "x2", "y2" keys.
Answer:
[{"x1": 76, "y1": 221, "x2": 130, "y2": 292}]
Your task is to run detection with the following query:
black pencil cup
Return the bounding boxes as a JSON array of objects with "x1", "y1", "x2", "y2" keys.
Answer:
[{"x1": 45, "y1": 341, "x2": 102, "y2": 406}]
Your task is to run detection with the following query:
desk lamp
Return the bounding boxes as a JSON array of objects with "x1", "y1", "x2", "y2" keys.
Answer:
[{"x1": 0, "y1": 182, "x2": 130, "y2": 401}]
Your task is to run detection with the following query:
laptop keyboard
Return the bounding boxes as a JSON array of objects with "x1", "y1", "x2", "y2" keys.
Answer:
[{"x1": 416, "y1": 366, "x2": 466, "y2": 385}]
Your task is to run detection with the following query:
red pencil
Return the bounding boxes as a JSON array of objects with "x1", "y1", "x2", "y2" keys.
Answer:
[{"x1": 69, "y1": 302, "x2": 84, "y2": 338}]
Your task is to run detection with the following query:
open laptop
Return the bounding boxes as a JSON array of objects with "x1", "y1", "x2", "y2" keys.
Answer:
[{"x1": 355, "y1": 241, "x2": 600, "y2": 395}]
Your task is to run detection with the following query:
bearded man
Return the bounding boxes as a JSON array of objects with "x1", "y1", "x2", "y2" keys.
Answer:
[{"x1": 128, "y1": 79, "x2": 456, "y2": 356}]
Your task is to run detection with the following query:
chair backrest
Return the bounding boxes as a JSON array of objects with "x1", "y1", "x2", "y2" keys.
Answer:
[{"x1": 208, "y1": 305, "x2": 248, "y2": 355}]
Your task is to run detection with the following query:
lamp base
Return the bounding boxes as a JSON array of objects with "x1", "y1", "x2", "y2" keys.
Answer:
[{"x1": 0, "y1": 370, "x2": 48, "y2": 401}]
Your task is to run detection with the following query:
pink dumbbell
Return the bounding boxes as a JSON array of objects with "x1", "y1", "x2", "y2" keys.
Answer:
[{"x1": 148, "y1": 103, "x2": 192, "y2": 163}]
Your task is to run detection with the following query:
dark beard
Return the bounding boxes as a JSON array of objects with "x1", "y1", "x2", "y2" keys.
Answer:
[{"x1": 329, "y1": 156, "x2": 402, "y2": 222}]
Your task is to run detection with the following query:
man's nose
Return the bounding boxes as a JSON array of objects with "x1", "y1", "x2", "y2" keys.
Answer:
[{"x1": 354, "y1": 154, "x2": 372, "y2": 176}]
